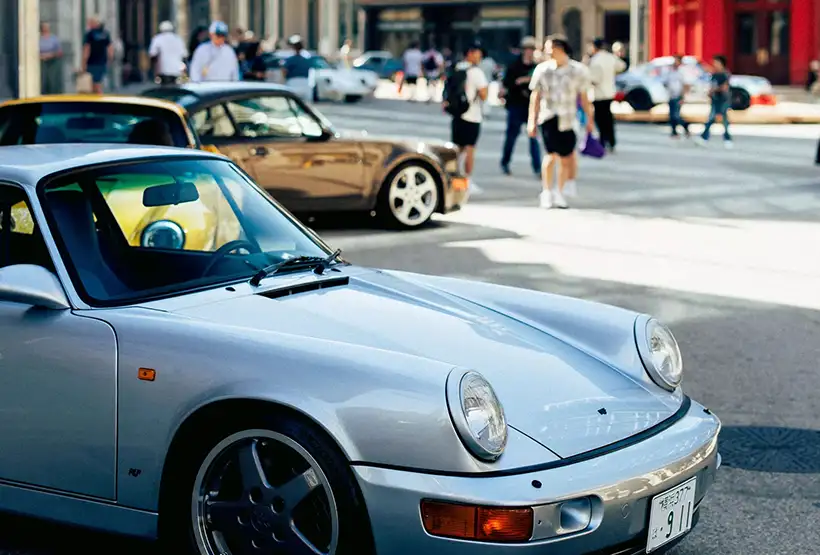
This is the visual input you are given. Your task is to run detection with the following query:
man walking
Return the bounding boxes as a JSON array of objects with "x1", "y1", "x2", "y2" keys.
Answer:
[
  {"x1": 189, "y1": 21, "x2": 239, "y2": 82},
  {"x1": 499, "y1": 36, "x2": 541, "y2": 177},
  {"x1": 697, "y1": 55, "x2": 733, "y2": 148},
  {"x1": 149, "y1": 21, "x2": 187, "y2": 85},
  {"x1": 82, "y1": 16, "x2": 113, "y2": 94},
  {"x1": 527, "y1": 35, "x2": 594, "y2": 209},
  {"x1": 443, "y1": 42, "x2": 489, "y2": 191},
  {"x1": 664, "y1": 54, "x2": 691, "y2": 138},
  {"x1": 282, "y1": 35, "x2": 313, "y2": 102},
  {"x1": 588, "y1": 38, "x2": 625, "y2": 152},
  {"x1": 401, "y1": 41, "x2": 423, "y2": 101}
]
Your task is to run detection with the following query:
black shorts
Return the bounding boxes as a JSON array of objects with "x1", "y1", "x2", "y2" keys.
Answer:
[
  {"x1": 403, "y1": 75, "x2": 419, "y2": 85},
  {"x1": 451, "y1": 118, "x2": 481, "y2": 147},
  {"x1": 540, "y1": 117, "x2": 576, "y2": 157}
]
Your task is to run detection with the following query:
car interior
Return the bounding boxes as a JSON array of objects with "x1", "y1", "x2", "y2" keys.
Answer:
[{"x1": 0, "y1": 187, "x2": 56, "y2": 274}]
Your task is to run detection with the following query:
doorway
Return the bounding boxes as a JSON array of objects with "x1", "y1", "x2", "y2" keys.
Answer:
[
  {"x1": 733, "y1": 1, "x2": 790, "y2": 84},
  {"x1": 604, "y1": 11, "x2": 630, "y2": 46}
]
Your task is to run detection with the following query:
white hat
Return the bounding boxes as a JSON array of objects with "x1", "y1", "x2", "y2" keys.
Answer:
[{"x1": 159, "y1": 20, "x2": 174, "y2": 33}]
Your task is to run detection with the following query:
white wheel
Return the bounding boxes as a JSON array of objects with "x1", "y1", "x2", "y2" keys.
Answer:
[{"x1": 380, "y1": 164, "x2": 439, "y2": 228}]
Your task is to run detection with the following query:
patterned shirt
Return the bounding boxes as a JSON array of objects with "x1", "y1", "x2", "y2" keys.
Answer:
[{"x1": 529, "y1": 59, "x2": 592, "y2": 131}]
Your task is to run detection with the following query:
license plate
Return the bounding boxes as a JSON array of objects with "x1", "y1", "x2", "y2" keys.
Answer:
[{"x1": 646, "y1": 476, "x2": 697, "y2": 553}]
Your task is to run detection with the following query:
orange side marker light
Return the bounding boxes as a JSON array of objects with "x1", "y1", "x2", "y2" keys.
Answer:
[{"x1": 138, "y1": 368, "x2": 156, "y2": 381}]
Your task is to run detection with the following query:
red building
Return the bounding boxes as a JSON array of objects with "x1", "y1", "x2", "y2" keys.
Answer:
[{"x1": 649, "y1": 0, "x2": 819, "y2": 85}]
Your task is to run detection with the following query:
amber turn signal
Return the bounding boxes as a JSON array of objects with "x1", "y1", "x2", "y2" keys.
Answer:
[
  {"x1": 451, "y1": 177, "x2": 469, "y2": 192},
  {"x1": 137, "y1": 368, "x2": 156, "y2": 381},
  {"x1": 421, "y1": 500, "x2": 533, "y2": 543}
]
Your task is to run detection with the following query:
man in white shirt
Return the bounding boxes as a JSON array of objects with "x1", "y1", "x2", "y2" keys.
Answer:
[
  {"x1": 189, "y1": 21, "x2": 239, "y2": 82},
  {"x1": 402, "y1": 41, "x2": 423, "y2": 101},
  {"x1": 149, "y1": 21, "x2": 187, "y2": 85},
  {"x1": 588, "y1": 38, "x2": 626, "y2": 152},
  {"x1": 664, "y1": 54, "x2": 692, "y2": 138},
  {"x1": 444, "y1": 42, "x2": 489, "y2": 189}
]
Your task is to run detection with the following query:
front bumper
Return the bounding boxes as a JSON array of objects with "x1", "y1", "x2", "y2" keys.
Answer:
[{"x1": 353, "y1": 399, "x2": 720, "y2": 554}]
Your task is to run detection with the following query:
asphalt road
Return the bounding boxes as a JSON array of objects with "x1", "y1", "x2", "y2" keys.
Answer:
[{"x1": 1, "y1": 97, "x2": 819, "y2": 554}]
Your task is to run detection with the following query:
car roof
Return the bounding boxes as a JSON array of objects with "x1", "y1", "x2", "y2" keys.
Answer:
[
  {"x1": 0, "y1": 94, "x2": 186, "y2": 114},
  {"x1": 143, "y1": 82, "x2": 293, "y2": 110},
  {"x1": 0, "y1": 144, "x2": 222, "y2": 189}
]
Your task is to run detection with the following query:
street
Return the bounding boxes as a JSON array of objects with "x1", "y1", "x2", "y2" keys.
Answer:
[{"x1": 1, "y1": 97, "x2": 819, "y2": 554}]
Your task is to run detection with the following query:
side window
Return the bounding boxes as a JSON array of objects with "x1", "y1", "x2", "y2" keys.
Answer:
[
  {"x1": 0, "y1": 186, "x2": 54, "y2": 271},
  {"x1": 191, "y1": 104, "x2": 236, "y2": 139},
  {"x1": 224, "y1": 95, "x2": 324, "y2": 139}
]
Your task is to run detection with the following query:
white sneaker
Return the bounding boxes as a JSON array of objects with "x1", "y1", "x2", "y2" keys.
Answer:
[
  {"x1": 694, "y1": 137, "x2": 707, "y2": 147},
  {"x1": 553, "y1": 189, "x2": 568, "y2": 209},
  {"x1": 468, "y1": 180, "x2": 483, "y2": 194},
  {"x1": 724, "y1": 140, "x2": 734, "y2": 150},
  {"x1": 539, "y1": 189, "x2": 553, "y2": 209},
  {"x1": 564, "y1": 179, "x2": 577, "y2": 198}
]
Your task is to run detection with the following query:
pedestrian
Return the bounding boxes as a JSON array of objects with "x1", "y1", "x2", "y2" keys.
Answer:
[
  {"x1": 499, "y1": 36, "x2": 542, "y2": 177},
  {"x1": 588, "y1": 38, "x2": 625, "y2": 153},
  {"x1": 81, "y1": 15, "x2": 113, "y2": 94},
  {"x1": 527, "y1": 34, "x2": 594, "y2": 209},
  {"x1": 422, "y1": 43, "x2": 444, "y2": 103},
  {"x1": 339, "y1": 39, "x2": 355, "y2": 68},
  {"x1": 443, "y1": 41, "x2": 489, "y2": 191},
  {"x1": 39, "y1": 22, "x2": 64, "y2": 94},
  {"x1": 696, "y1": 55, "x2": 733, "y2": 148},
  {"x1": 612, "y1": 42, "x2": 629, "y2": 71},
  {"x1": 664, "y1": 54, "x2": 691, "y2": 139},
  {"x1": 282, "y1": 35, "x2": 313, "y2": 102},
  {"x1": 401, "y1": 41, "x2": 423, "y2": 101},
  {"x1": 189, "y1": 21, "x2": 239, "y2": 83},
  {"x1": 149, "y1": 21, "x2": 187, "y2": 85}
]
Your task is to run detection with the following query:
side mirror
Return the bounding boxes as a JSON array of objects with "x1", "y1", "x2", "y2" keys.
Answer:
[{"x1": 0, "y1": 264, "x2": 70, "y2": 310}]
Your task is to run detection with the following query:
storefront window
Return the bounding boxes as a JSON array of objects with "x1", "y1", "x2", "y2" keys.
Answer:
[{"x1": 736, "y1": 13, "x2": 756, "y2": 55}]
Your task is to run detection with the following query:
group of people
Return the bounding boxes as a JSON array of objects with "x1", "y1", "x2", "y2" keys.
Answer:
[{"x1": 442, "y1": 34, "x2": 741, "y2": 210}]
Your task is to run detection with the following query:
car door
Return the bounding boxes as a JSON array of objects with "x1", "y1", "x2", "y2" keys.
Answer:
[
  {"x1": 216, "y1": 94, "x2": 365, "y2": 214},
  {"x1": 0, "y1": 184, "x2": 117, "y2": 500}
]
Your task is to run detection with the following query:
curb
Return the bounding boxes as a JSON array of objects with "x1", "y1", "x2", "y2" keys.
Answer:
[{"x1": 613, "y1": 102, "x2": 820, "y2": 125}]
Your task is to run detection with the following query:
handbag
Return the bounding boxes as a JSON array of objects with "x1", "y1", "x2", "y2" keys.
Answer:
[
  {"x1": 580, "y1": 132, "x2": 606, "y2": 158},
  {"x1": 75, "y1": 71, "x2": 93, "y2": 93}
]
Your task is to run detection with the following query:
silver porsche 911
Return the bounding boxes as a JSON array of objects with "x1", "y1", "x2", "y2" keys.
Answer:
[{"x1": 0, "y1": 145, "x2": 721, "y2": 555}]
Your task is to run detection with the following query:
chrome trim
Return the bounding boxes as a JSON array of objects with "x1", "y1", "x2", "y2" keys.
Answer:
[{"x1": 445, "y1": 368, "x2": 508, "y2": 462}]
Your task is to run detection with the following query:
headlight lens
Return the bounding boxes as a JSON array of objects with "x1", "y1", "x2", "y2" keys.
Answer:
[
  {"x1": 636, "y1": 317, "x2": 683, "y2": 390},
  {"x1": 447, "y1": 369, "x2": 507, "y2": 461},
  {"x1": 140, "y1": 220, "x2": 185, "y2": 250}
]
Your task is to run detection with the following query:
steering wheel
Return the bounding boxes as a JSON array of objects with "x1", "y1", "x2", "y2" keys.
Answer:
[{"x1": 201, "y1": 239, "x2": 261, "y2": 277}]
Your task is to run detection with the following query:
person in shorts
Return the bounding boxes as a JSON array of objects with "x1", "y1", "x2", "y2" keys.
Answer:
[
  {"x1": 447, "y1": 42, "x2": 489, "y2": 190},
  {"x1": 82, "y1": 15, "x2": 113, "y2": 94},
  {"x1": 527, "y1": 35, "x2": 594, "y2": 209}
]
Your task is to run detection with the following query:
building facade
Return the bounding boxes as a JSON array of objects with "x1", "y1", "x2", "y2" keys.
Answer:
[{"x1": 649, "y1": 0, "x2": 819, "y2": 85}]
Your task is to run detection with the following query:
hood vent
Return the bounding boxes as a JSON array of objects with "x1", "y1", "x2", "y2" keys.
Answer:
[{"x1": 257, "y1": 276, "x2": 350, "y2": 300}]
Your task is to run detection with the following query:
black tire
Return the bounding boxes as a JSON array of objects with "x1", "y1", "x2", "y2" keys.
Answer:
[
  {"x1": 344, "y1": 95, "x2": 362, "y2": 103},
  {"x1": 625, "y1": 88, "x2": 654, "y2": 111},
  {"x1": 730, "y1": 87, "x2": 751, "y2": 111},
  {"x1": 376, "y1": 161, "x2": 441, "y2": 230},
  {"x1": 159, "y1": 410, "x2": 375, "y2": 555}
]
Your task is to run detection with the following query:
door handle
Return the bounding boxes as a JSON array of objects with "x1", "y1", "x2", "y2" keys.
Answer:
[{"x1": 250, "y1": 146, "x2": 269, "y2": 156}]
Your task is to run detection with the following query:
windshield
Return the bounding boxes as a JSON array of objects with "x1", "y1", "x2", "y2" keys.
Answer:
[
  {"x1": 0, "y1": 102, "x2": 190, "y2": 147},
  {"x1": 40, "y1": 157, "x2": 329, "y2": 305}
]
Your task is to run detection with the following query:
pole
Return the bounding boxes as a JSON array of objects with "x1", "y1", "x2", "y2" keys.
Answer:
[
  {"x1": 629, "y1": 0, "x2": 639, "y2": 68},
  {"x1": 18, "y1": 0, "x2": 41, "y2": 98},
  {"x1": 266, "y1": 0, "x2": 280, "y2": 44},
  {"x1": 175, "y1": 0, "x2": 190, "y2": 43},
  {"x1": 534, "y1": 0, "x2": 545, "y2": 47},
  {"x1": 209, "y1": 0, "x2": 220, "y2": 22}
]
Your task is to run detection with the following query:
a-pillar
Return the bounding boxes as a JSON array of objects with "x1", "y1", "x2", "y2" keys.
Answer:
[{"x1": 17, "y1": 0, "x2": 40, "y2": 98}]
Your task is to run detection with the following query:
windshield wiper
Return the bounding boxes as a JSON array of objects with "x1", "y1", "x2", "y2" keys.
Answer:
[{"x1": 249, "y1": 249, "x2": 343, "y2": 287}]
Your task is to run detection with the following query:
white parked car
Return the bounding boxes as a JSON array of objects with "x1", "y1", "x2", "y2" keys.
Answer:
[
  {"x1": 616, "y1": 56, "x2": 776, "y2": 112},
  {"x1": 260, "y1": 50, "x2": 379, "y2": 103}
]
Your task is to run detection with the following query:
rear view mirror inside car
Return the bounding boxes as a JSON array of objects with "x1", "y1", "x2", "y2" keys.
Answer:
[{"x1": 143, "y1": 181, "x2": 199, "y2": 207}]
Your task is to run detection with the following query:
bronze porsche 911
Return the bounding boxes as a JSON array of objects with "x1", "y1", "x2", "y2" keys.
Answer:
[{"x1": 0, "y1": 83, "x2": 469, "y2": 228}]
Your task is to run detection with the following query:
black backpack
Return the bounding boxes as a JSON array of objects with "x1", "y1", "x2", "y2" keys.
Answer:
[
  {"x1": 423, "y1": 53, "x2": 439, "y2": 72},
  {"x1": 443, "y1": 67, "x2": 470, "y2": 117}
]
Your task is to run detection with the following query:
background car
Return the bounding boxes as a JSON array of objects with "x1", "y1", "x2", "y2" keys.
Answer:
[
  {"x1": 0, "y1": 145, "x2": 720, "y2": 555},
  {"x1": 0, "y1": 85, "x2": 468, "y2": 229},
  {"x1": 352, "y1": 50, "x2": 404, "y2": 81},
  {"x1": 259, "y1": 50, "x2": 379, "y2": 103},
  {"x1": 615, "y1": 55, "x2": 776, "y2": 111}
]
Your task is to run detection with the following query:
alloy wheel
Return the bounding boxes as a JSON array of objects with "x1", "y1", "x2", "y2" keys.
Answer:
[
  {"x1": 387, "y1": 165, "x2": 438, "y2": 227},
  {"x1": 192, "y1": 429, "x2": 339, "y2": 555}
]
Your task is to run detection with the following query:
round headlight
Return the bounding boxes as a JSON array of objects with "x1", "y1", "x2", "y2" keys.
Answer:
[
  {"x1": 636, "y1": 317, "x2": 683, "y2": 391},
  {"x1": 141, "y1": 220, "x2": 185, "y2": 250},
  {"x1": 446, "y1": 369, "x2": 508, "y2": 461}
]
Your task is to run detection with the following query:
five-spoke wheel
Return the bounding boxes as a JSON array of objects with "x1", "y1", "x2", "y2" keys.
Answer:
[{"x1": 379, "y1": 163, "x2": 439, "y2": 229}]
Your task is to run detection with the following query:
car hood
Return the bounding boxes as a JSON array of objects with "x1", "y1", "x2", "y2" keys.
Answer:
[{"x1": 170, "y1": 268, "x2": 680, "y2": 459}]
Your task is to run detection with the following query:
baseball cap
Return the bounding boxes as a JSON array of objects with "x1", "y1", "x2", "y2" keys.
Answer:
[
  {"x1": 209, "y1": 21, "x2": 229, "y2": 36},
  {"x1": 159, "y1": 20, "x2": 174, "y2": 33},
  {"x1": 520, "y1": 36, "x2": 537, "y2": 49},
  {"x1": 288, "y1": 34, "x2": 303, "y2": 45}
]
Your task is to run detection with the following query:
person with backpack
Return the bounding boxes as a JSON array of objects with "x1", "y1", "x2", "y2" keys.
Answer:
[
  {"x1": 443, "y1": 42, "x2": 489, "y2": 191},
  {"x1": 422, "y1": 44, "x2": 444, "y2": 102}
]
